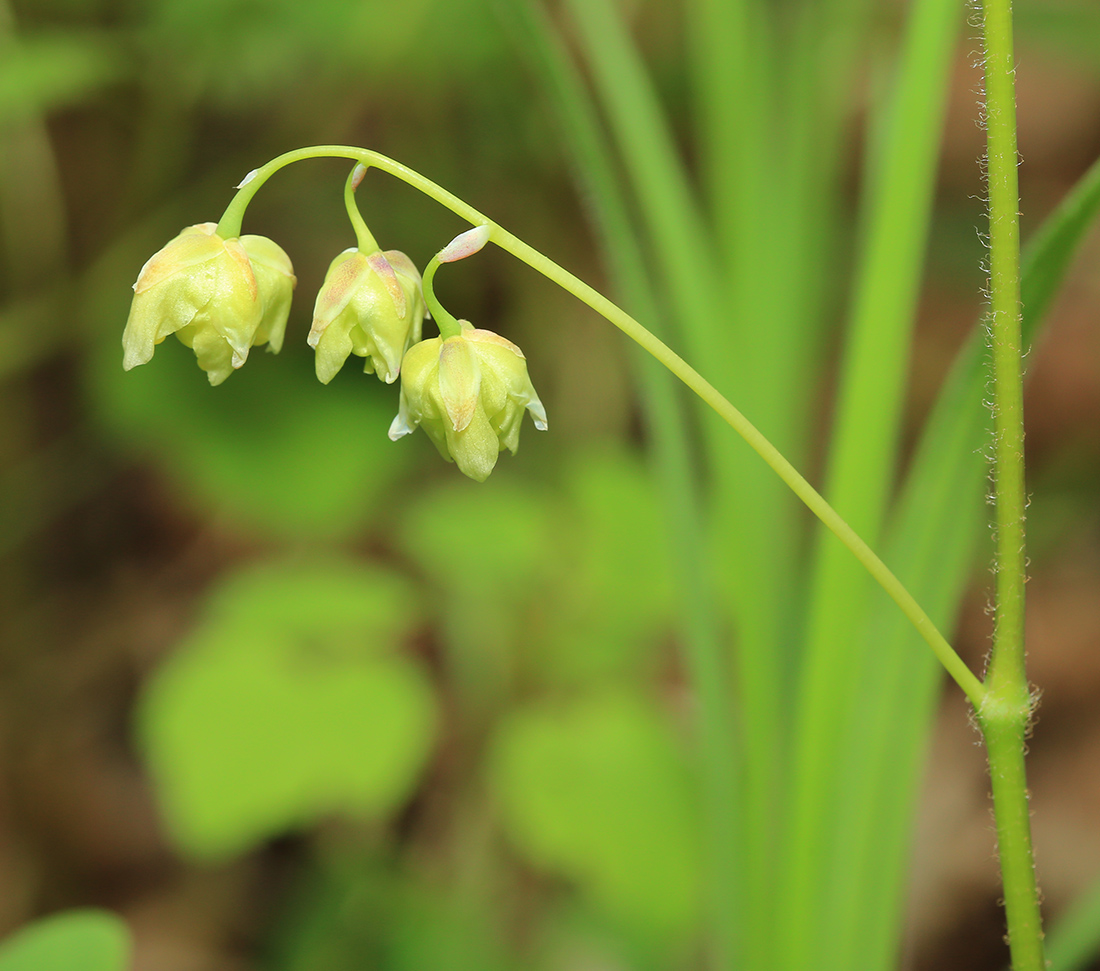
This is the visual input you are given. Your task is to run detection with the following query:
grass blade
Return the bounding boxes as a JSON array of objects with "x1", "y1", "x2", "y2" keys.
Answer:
[
  {"x1": 559, "y1": 9, "x2": 794, "y2": 968},
  {"x1": 777, "y1": 1, "x2": 962, "y2": 968},
  {"x1": 496, "y1": 3, "x2": 742, "y2": 965},
  {"x1": 1045, "y1": 873, "x2": 1100, "y2": 971},
  {"x1": 837, "y1": 151, "x2": 1100, "y2": 971}
]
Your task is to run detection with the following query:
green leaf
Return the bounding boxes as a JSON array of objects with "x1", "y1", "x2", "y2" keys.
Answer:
[
  {"x1": 535, "y1": 450, "x2": 675, "y2": 685},
  {"x1": 783, "y1": 0, "x2": 963, "y2": 967},
  {"x1": 0, "y1": 910, "x2": 129, "y2": 971},
  {"x1": 138, "y1": 556, "x2": 436, "y2": 860},
  {"x1": 489, "y1": 689, "x2": 702, "y2": 938},
  {"x1": 90, "y1": 318, "x2": 412, "y2": 540},
  {"x1": 1020, "y1": 154, "x2": 1100, "y2": 327},
  {"x1": 1044, "y1": 871, "x2": 1100, "y2": 971},
  {"x1": 829, "y1": 150, "x2": 1100, "y2": 971},
  {"x1": 398, "y1": 477, "x2": 555, "y2": 598},
  {"x1": 397, "y1": 449, "x2": 675, "y2": 690}
]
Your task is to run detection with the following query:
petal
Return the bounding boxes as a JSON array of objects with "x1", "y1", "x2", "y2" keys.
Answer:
[
  {"x1": 132, "y1": 229, "x2": 223, "y2": 294},
  {"x1": 222, "y1": 238, "x2": 258, "y2": 301},
  {"x1": 438, "y1": 337, "x2": 481, "y2": 433},
  {"x1": 366, "y1": 251, "x2": 407, "y2": 319},
  {"x1": 465, "y1": 327, "x2": 525, "y2": 357},
  {"x1": 314, "y1": 323, "x2": 355, "y2": 385},
  {"x1": 388, "y1": 406, "x2": 418, "y2": 441},
  {"x1": 309, "y1": 251, "x2": 368, "y2": 345},
  {"x1": 387, "y1": 389, "x2": 420, "y2": 442},
  {"x1": 527, "y1": 394, "x2": 548, "y2": 431},
  {"x1": 447, "y1": 406, "x2": 500, "y2": 482}
]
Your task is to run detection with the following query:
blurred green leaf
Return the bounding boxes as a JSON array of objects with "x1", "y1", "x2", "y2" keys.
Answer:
[
  {"x1": 138, "y1": 556, "x2": 436, "y2": 860},
  {"x1": 0, "y1": 910, "x2": 130, "y2": 971},
  {"x1": 272, "y1": 851, "x2": 513, "y2": 971},
  {"x1": 385, "y1": 889, "x2": 511, "y2": 971},
  {"x1": 396, "y1": 476, "x2": 557, "y2": 709},
  {"x1": 1044, "y1": 870, "x2": 1100, "y2": 971},
  {"x1": 1020, "y1": 153, "x2": 1100, "y2": 326},
  {"x1": 0, "y1": 33, "x2": 123, "y2": 125},
  {"x1": 535, "y1": 449, "x2": 675, "y2": 686},
  {"x1": 89, "y1": 315, "x2": 412, "y2": 540},
  {"x1": 399, "y1": 477, "x2": 555, "y2": 598},
  {"x1": 139, "y1": 0, "x2": 507, "y2": 107},
  {"x1": 489, "y1": 688, "x2": 702, "y2": 938},
  {"x1": 397, "y1": 448, "x2": 674, "y2": 699},
  {"x1": 1017, "y1": 1, "x2": 1100, "y2": 72}
]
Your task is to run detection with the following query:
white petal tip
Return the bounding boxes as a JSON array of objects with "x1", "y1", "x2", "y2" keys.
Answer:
[
  {"x1": 236, "y1": 168, "x2": 259, "y2": 189},
  {"x1": 388, "y1": 413, "x2": 415, "y2": 441},
  {"x1": 122, "y1": 344, "x2": 153, "y2": 371},
  {"x1": 529, "y1": 400, "x2": 548, "y2": 431},
  {"x1": 438, "y1": 225, "x2": 491, "y2": 263},
  {"x1": 351, "y1": 163, "x2": 368, "y2": 189}
]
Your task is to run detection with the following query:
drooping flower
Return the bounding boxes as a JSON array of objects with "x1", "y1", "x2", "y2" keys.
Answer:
[
  {"x1": 307, "y1": 248, "x2": 425, "y2": 384},
  {"x1": 388, "y1": 320, "x2": 547, "y2": 482},
  {"x1": 123, "y1": 223, "x2": 296, "y2": 385}
]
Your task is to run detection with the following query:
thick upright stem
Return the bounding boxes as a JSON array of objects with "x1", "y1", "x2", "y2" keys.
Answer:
[{"x1": 979, "y1": 0, "x2": 1044, "y2": 966}]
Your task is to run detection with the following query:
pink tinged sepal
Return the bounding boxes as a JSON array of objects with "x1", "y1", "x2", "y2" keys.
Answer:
[
  {"x1": 438, "y1": 225, "x2": 491, "y2": 263},
  {"x1": 365, "y1": 251, "x2": 408, "y2": 319},
  {"x1": 308, "y1": 250, "x2": 367, "y2": 343},
  {"x1": 308, "y1": 248, "x2": 425, "y2": 385}
]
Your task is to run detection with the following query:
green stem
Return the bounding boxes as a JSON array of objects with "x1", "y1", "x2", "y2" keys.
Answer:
[
  {"x1": 421, "y1": 257, "x2": 463, "y2": 340},
  {"x1": 979, "y1": 0, "x2": 1044, "y2": 967},
  {"x1": 209, "y1": 144, "x2": 985, "y2": 708},
  {"x1": 343, "y1": 164, "x2": 378, "y2": 253}
]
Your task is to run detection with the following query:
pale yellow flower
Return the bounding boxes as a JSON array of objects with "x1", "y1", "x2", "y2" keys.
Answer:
[
  {"x1": 123, "y1": 223, "x2": 296, "y2": 385},
  {"x1": 388, "y1": 321, "x2": 546, "y2": 482}
]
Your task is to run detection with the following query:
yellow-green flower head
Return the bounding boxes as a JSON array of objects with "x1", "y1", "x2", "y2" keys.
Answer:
[
  {"x1": 388, "y1": 321, "x2": 547, "y2": 482},
  {"x1": 122, "y1": 223, "x2": 296, "y2": 386},
  {"x1": 307, "y1": 248, "x2": 425, "y2": 384}
]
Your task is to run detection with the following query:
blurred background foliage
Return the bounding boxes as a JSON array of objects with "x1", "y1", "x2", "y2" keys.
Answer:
[{"x1": 0, "y1": 0, "x2": 1098, "y2": 969}]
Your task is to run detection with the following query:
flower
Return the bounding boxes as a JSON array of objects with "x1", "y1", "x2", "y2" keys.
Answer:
[
  {"x1": 388, "y1": 321, "x2": 547, "y2": 482},
  {"x1": 123, "y1": 223, "x2": 296, "y2": 385},
  {"x1": 307, "y1": 248, "x2": 425, "y2": 384}
]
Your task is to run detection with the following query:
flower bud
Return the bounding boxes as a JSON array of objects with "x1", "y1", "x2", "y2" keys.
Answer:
[
  {"x1": 388, "y1": 321, "x2": 547, "y2": 482},
  {"x1": 307, "y1": 249, "x2": 425, "y2": 384},
  {"x1": 123, "y1": 223, "x2": 296, "y2": 386}
]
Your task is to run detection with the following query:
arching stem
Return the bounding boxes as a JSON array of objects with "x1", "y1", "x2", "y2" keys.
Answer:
[{"x1": 211, "y1": 143, "x2": 986, "y2": 708}]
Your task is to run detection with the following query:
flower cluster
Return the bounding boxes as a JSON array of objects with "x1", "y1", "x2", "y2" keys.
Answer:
[{"x1": 123, "y1": 218, "x2": 545, "y2": 480}]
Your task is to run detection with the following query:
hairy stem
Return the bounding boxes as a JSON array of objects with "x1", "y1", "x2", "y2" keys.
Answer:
[{"x1": 979, "y1": 0, "x2": 1044, "y2": 967}]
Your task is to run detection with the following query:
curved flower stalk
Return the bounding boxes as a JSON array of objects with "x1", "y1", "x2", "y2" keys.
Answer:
[
  {"x1": 388, "y1": 319, "x2": 547, "y2": 482},
  {"x1": 307, "y1": 247, "x2": 425, "y2": 384},
  {"x1": 122, "y1": 223, "x2": 296, "y2": 385},
  {"x1": 120, "y1": 148, "x2": 981, "y2": 711}
]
